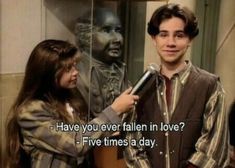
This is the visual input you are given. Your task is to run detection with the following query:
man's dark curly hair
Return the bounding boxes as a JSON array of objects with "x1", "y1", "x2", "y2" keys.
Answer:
[{"x1": 147, "y1": 3, "x2": 199, "y2": 39}]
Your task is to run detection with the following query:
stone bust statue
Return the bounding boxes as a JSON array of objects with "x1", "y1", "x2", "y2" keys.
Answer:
[{"x1": 75, "y1": 7, "x2": 129, "y2": 118}]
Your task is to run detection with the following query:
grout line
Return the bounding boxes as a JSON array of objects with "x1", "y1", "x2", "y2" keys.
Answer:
[{"x1": 216, "y1": 21, "x2": 235, "y2": 55}]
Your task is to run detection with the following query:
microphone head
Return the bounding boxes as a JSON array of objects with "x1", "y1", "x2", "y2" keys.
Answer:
[{"x1": 147, "y1": 63, "x2": 159, "y2": 74}]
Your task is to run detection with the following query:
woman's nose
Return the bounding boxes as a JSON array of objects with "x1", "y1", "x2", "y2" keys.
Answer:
[
  {"x1": 71, "y1": 66, "x2": 79, "y2": 76},
  {"x1": 73, "y1": 68, "x2": 79, "y2": 76}
]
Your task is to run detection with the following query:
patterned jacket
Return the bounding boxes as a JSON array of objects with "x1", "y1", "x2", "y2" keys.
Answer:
[
  {"x1": 124, "y1": 63, "x2": 229, "y2": 168},
  {"x1": 18, "y1": 100, "x2": 121, "y2": 168}
]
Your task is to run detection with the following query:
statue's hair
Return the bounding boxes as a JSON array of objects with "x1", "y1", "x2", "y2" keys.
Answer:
[
  {"x1": 74, "y1": 22, "x2": 92, "y2": 52},
  {"x1": 74, "y1": 7, "x2": 119, "y2": 51}
]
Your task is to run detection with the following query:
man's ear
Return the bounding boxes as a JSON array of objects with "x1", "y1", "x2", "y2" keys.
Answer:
[
  {"x1": 187, "y1": 39, "x2": 193, "y2": 47},
  {"x1": 151, "y1": 36, "x2": 156, "y2": 46}
]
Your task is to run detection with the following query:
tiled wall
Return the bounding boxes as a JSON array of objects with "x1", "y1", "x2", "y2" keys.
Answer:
[{"x1": 0, "y1": 73, "x2": 24, "y2": 161}]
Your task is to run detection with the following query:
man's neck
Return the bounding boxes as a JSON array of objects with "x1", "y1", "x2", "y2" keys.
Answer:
[{"x1": 161, "y1": 61, "x2": 187, "y2": 79}]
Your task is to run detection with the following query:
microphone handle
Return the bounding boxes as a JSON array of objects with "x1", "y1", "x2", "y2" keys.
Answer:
[{"x1": 130, "y1": 70, "x2": 152, "y2": 95}]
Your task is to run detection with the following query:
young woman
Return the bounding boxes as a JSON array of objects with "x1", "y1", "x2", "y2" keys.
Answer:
[{"x1": 5, "y1": 39, "x2": 138, "y2": 168}]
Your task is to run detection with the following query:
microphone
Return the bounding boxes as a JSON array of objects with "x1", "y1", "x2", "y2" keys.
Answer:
[{"x1": 130, "y1": 63, "x2": 159, "y2": 95}]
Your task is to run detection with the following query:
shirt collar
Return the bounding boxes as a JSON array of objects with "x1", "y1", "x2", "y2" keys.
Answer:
[
  {"x1": 179, "y1": 60, "x2": 191, "y2": 85},
  {"x1": 158, "y1": 60, "x2": 192, "y2": 85}
]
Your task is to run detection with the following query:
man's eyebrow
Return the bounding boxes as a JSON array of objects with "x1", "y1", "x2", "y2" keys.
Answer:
[
  {"x1": 175, "y1": 30, "x2": 185, "y2": 33},
  {"x1": 158, "y1": 30, "x2": 186, "y2": 34},
  {"x1": 159, "y1": 30, "x2": 168, "y2": 33},
  {"x1": 159, "y1": 30, "x2": 185, "y2": 32}
]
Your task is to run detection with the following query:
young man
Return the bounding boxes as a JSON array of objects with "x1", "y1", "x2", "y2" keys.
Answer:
[{"x1": 124, "y1": 3, "x2": 229, "y2": 168}]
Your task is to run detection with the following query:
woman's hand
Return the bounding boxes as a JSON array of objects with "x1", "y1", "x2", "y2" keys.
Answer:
[{"x1": 111, "y1": 87, "x2": 139, "y2": 115}]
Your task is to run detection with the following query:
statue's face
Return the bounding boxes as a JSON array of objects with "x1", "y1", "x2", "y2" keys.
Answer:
[{"x1": 92, "y1": 11, "x2": 123, "y2": 63}]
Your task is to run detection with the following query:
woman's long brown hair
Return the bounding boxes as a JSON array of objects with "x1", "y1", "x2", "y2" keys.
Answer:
[{"x1": 5, "y1": 39, "x2": 86, "y2": 168}]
